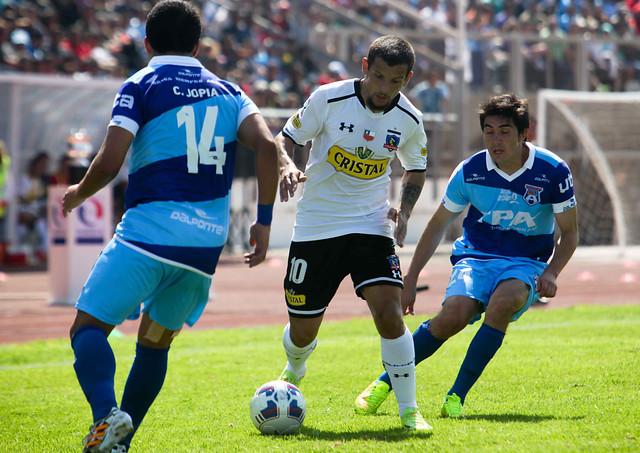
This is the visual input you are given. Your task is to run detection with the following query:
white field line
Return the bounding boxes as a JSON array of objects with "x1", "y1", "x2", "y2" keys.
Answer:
[{"x1": 1, "y1": 317, "x2": 639, "y2": 371}]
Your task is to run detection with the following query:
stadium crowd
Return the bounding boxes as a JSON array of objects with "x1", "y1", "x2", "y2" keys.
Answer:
[{"x1": 1, "y1": 0, "x2": 639, "y2": 107}]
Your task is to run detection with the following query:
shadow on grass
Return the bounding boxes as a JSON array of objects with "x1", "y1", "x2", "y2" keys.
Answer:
[
  {"x1": 298, "y1": 425, "x2": 433, "y2": 442},
  {"x1": 464, "y1": 413, "x2": 585, "y2": 423}
]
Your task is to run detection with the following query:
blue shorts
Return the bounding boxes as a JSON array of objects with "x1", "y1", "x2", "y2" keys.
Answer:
[
  {"x1": 76, "y1": 238, "x2": 212, "y2": 331},
  {"x1": 445, "y1": 257, "x2": 546, "y2": 325}
]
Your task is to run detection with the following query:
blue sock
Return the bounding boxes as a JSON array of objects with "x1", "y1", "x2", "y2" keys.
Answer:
[
  {"x1": 378, "y1": 320, "x2": 445, "y2": 390},
  {"x1": 120, "y1": 343, "x2": 169, "y2": 446},
  {"x1": 449, "y1": 323, "x2": 505, "y2": 405},
  {"x1": 71, "y1": 325, "x2": 117, "y2": 422}
]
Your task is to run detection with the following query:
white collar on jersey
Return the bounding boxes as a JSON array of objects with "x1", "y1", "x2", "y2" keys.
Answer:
[
  {"x1": 148, "y1": 55, "x2": 204, "y2": 68},
  {"x1": 485, "y1": 142, "x2": 535, "y2": 182}
]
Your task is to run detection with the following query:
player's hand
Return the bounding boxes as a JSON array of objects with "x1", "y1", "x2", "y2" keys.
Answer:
[
  {"x1": 61, "y1": 184, "x2": 85, "y2": 217},
  {"x1": 279, "y1": 161, "x2": 306, "y2": 202},
  {"x1": 536, "y1": 269, "x2": 558, "y2": 298},
  {"x1": 401, "y1": 276, "x2": 418, "y2": 315},
  {"x1": 244, "y1": 222, "x2": 271, "y2": 268},
  {"x1": 387, "y1": 207, "x2": 409, "y2": 247}
]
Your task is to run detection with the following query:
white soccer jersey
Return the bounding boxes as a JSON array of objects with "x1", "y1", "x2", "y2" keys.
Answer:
[{"x1": 282, "y1": 78, "x2": 428, "y2": 241}]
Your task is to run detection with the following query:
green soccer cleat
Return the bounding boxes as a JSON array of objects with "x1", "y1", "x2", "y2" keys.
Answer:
[
  {"x1": 440, "y1": 393, "x2": 463, "y2": 418},
  {"x1": 401, "y1": 407, "x2": 433, "y2": 431},
  {"x1": 355, "y1": 380, "x2": 391, "y2": 415},
  {"x1": 278, "y1": 368, "x2": 304, "y2": 387}
]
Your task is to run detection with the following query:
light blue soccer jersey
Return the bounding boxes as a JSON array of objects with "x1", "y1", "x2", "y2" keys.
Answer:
[
  {"x1": 109, "y1": 55, "x2": 259, "y2": 276},
  {"x1": 442, "y1": 144, "x2": 576, "y2": 264}
]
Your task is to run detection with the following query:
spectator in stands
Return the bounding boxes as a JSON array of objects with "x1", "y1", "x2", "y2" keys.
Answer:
[
  {"x1": 588, "y1": 22, "x2": 620, "y2": 91},
  {"x1": 409, "y1": 69, "x2": 449, "y2": 114},
  {"x1": 49, "y1": 154, "x2": 72, "y2": 186},
  {"x1": 1, "y1": 0, "x2": 639, "y2": 114},
  {"x1": 0, "y1": 140, "x2": 10, "y2": 268},
  {"x1": 539, "y1": 15, "x2": 574, "y2": 89},
  {"x1": 316, "y1": 60, "x2": 349, "y2": 86},
  {"x1": 17, "y1": 151, "x2": 50, "y2": 262}
]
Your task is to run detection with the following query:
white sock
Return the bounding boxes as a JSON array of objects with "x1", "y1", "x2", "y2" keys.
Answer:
[
  {"x1": 380, "y1": 326, "x2": 416, "y2": 417},
  {"x1": 282, "y1": 322, "x2": 317, "y2": 378}
]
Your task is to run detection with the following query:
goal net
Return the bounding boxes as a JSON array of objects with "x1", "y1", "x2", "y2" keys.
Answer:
[{"x1": 537, "y1": 89, "x2": 640, "y2": 250}]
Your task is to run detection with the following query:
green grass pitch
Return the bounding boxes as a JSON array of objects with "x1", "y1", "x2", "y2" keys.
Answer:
[{"x1": 0, "y1": 304, "x2": 638, "y2": 452}]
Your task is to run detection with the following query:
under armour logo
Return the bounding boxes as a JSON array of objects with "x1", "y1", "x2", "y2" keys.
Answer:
[
  {"x1": 393, "y1": 373, "x2": 410, "y2": 378},
  {"x1": 339, "y1": 122, "x2": 354, "y2": 132}
]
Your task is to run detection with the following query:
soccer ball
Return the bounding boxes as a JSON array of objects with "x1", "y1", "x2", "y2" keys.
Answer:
[{"x1": 249, "y1": 380, "x2": 306, "y2": 435}]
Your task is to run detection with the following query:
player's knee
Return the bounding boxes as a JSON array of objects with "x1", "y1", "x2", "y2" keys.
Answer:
[
  {"x1": 430, "y1": 311, "x2": 467, "y2": 339},
  {"x1": 138, "y1": 320, "x2": 180, "y2": 349},
  {"x1": 371, "y1": 303, "x2": 404, "y2": 338},
  {"x1": 487, "y1": 292, "x2": 526, "y2": 318},
  {"x1": 288, "y1": 321, "x2": 319, "y2": 348}
]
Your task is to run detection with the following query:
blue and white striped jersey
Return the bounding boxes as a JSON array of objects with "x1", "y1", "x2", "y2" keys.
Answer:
[
  {"x1": 442, "y1": 144, "x2": 577, "y2": 264},
  {"x1": 108, "y1": 55, "x2": 259, "y2": 276}
]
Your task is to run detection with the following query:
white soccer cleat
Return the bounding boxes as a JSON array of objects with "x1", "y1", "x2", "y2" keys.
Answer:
[{"x1": 82, "y1": 407, "x2": 133, "y2": 453}]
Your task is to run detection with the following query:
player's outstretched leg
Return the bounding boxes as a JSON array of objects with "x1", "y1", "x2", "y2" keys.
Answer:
[{"x1": 443, "y1": 323, "x2": 505, "y2": 417}]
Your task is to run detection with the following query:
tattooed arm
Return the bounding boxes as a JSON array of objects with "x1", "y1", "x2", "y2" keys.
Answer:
[{"x1": 387, "y1": 170, "x2": 426, "y2": 247}]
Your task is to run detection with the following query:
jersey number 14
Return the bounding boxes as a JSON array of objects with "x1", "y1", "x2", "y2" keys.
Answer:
[{"x1": 177, "y1": 105, "x2": 226, "y2": 174}]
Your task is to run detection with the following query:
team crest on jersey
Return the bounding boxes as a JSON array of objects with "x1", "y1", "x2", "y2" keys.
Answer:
[
  {"x1": 383, "y1": 134, "x2": 400, "y2": 151},
  {"x1": 356, "y1": 146, "x2": 373, "y2": 160},
  {"x1": 420, "y1": 146, "x2": 428, "y2": 156},
  {"x1": 386, "y1": 255, "x2": 402, "y2": 279},
  {"x1": 285, "y1": 289, "x2": 306, "y2": 306},
  {"x1": 523, "y1": 184, "x2": 543, "y2": 206},
  {"x1": 327, "y1": 146, "x2": 389, "y2": 180},
  {"x1": 363, "y1": 129, "x2": 376, "y2": 141},
  {"x1": 291, "y1": 113, "x2": 302, "y2": 129}
]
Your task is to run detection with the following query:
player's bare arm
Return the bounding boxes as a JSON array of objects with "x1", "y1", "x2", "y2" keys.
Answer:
[
  {"x1": 275, "y1": 132, "x2": 306, "y2": 203},
  {"x1": 62, "y1": 125, "x2": 133, "y2": 217},
  {"x1": 388, "y1": 170, "x2": 425, "y2": 247},
  {"x1": 402, "y1": 204, "x2": 459, "y2": 315},
  {"x1": 238, "y1": 112, "x2": 279, "y2": 268},
  {"x1": 537, "y1": 206, "x2": 579, "y2": 298}
]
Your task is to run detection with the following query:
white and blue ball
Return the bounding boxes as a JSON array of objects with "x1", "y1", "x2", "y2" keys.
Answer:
[{"x1": 249, "y1": 380, "x2": 306, "y2": 435}]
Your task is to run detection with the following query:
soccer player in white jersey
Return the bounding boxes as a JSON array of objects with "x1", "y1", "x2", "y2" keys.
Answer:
[
  {"x1": 276, "y1": 35, "x2": 432, "y2": 430},
  {"x1": 61, "y1": 2, "x2": 295, "y2": 451},
  {"x1": 355, "y1": 94, "x2": 579, "y2": 418}
]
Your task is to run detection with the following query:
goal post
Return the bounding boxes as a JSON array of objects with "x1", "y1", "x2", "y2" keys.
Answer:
[{"x1": 537, "y1": 89, "x2": 640, "y2": 252}]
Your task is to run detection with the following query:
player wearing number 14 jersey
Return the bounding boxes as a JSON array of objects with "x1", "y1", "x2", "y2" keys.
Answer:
[{"x1": 61, "y1": 2, "x2": 290, "y2": 451}]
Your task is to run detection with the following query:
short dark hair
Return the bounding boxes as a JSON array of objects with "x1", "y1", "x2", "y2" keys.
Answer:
[
  {"x1": 367, "y1": 35, "x2": 415, "y2": 77},
  {"x1": 146, "y1": 0, "x2": 202, "y2": 54},
  {"x1": 478, "y1": 93, "x2": 529, "y2": 135}
]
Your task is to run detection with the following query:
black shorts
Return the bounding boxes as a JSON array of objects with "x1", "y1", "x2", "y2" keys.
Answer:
[{"x1": 283, "y1": 233, "x2": 403, "y2": 318}]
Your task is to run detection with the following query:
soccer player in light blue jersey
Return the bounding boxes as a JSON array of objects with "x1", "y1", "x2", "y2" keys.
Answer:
[
  {"x1": 356, "y1": 93, "x2": 579, "y2": 419},
  {"x1": 61, "y1": 2, "x2": 293, "y2": 451}
]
